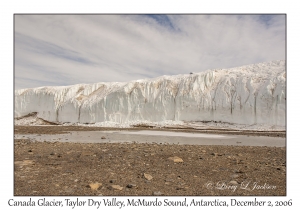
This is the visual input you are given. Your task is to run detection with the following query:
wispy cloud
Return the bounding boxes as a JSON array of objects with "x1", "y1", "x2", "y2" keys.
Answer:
[{"x1": 15, "y1": 14, "x2": 286, "y2": 90}]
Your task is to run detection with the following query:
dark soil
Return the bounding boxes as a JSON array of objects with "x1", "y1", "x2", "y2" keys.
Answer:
[
  {"x1": 14, "y1": 126, "x2": 286, "y2": 196},
  {"x1": 14, "y1": 125, "x2": 286, "y2": 138}
]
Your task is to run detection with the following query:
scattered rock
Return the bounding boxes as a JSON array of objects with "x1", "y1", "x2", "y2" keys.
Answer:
[
  {"x1": 109, "y1": 185, "x2": 123, "y2": 191},
  {"x1": 81, "y1": 152, "x2": 94, "y2": 156},
  {"x1": 87, "y1": 182, "x2": 102, "y2": 190},
  {"x1": 233, "y1": 169, "x2": 244, "y2": 173},
  {"x1": 153, "y1": 191, "x2": 163, "y2": 196},
  {"x1": 14, "y1": 160, "x2": 34, "y2": 166},
  {"x1": 101, "y1": 136, "x2": 106, "y2": 139},
  {"x1": 230, "y1": 174, "x2": 239, "y2": 178},
  {"x1": 168, "y1": 156, "x2": 183, "y2": 163},
  {"x1": 229, "y1": 181, "x2": 238, "y2": 185},
  {"x1": 14, "y1": 129, "x2": 286, "y2": 196},
  {"x1": 144, "y1": 180, "x2": 151, "y2": 184},
  {"x1": 126, "y1": 184, "x2": 137, "y2": 188},
  {"x1": 144, "y1": 173, "x2": 153, "y2": 181}
]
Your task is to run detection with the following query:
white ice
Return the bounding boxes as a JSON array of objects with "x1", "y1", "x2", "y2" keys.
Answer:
[{"x1": 15, "y1": 60, "x2": 286, "y2": 130}]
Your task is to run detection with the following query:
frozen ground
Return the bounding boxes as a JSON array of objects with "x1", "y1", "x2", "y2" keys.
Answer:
[{"x1": 14, "y1": 130, "x2": 285, "y2": 147}]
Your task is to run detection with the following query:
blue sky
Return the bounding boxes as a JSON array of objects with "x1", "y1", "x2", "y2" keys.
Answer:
[{"x1": 14, "y1": 14, "x2": 286, "y2": 90}]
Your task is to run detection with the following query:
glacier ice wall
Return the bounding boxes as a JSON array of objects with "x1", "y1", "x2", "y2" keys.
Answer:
[{"x1": 15, "y1": 60, "x2": 286, "y2": 126}]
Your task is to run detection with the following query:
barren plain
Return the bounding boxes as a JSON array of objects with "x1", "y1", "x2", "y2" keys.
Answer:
[{"x1": 14, "y1": 126, "x2": 286, "y2": 196}]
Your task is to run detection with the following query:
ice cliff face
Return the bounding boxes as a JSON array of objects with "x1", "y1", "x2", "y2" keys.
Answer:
[{"x1": 15, "y1": 60, "x2": 286, "y2": 126}]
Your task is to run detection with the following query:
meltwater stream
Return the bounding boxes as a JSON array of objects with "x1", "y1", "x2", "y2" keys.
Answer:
[{"x1": 15, "y1": 130, "x2": 286, "y2": 147}]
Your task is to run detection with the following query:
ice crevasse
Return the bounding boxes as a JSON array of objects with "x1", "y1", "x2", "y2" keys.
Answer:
[{"x1": 15, "y1": 60, "x2": 286, "y2": 126}]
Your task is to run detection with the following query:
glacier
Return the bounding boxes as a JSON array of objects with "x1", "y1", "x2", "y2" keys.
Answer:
[{"x1": 15, "y1": 60, "x2": 286, "y2": 127}]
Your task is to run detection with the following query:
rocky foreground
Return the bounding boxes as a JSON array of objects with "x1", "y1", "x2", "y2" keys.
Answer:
[{"x1": 14, "y1": 126, "x2": 286, "y2": 196}]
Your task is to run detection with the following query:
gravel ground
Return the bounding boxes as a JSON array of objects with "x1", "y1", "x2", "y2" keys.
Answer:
[
  {"x1": 14, "y1": 125, "x2": 286, "y2": 137},
  {"x1": 14, "y1": 126, "x2": 286, "y2": 196}
]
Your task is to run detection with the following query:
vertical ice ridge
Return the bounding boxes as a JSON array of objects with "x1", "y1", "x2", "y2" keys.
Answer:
[{"x1": 15, "y1": 60, "x2": 286, "y2": 126}]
